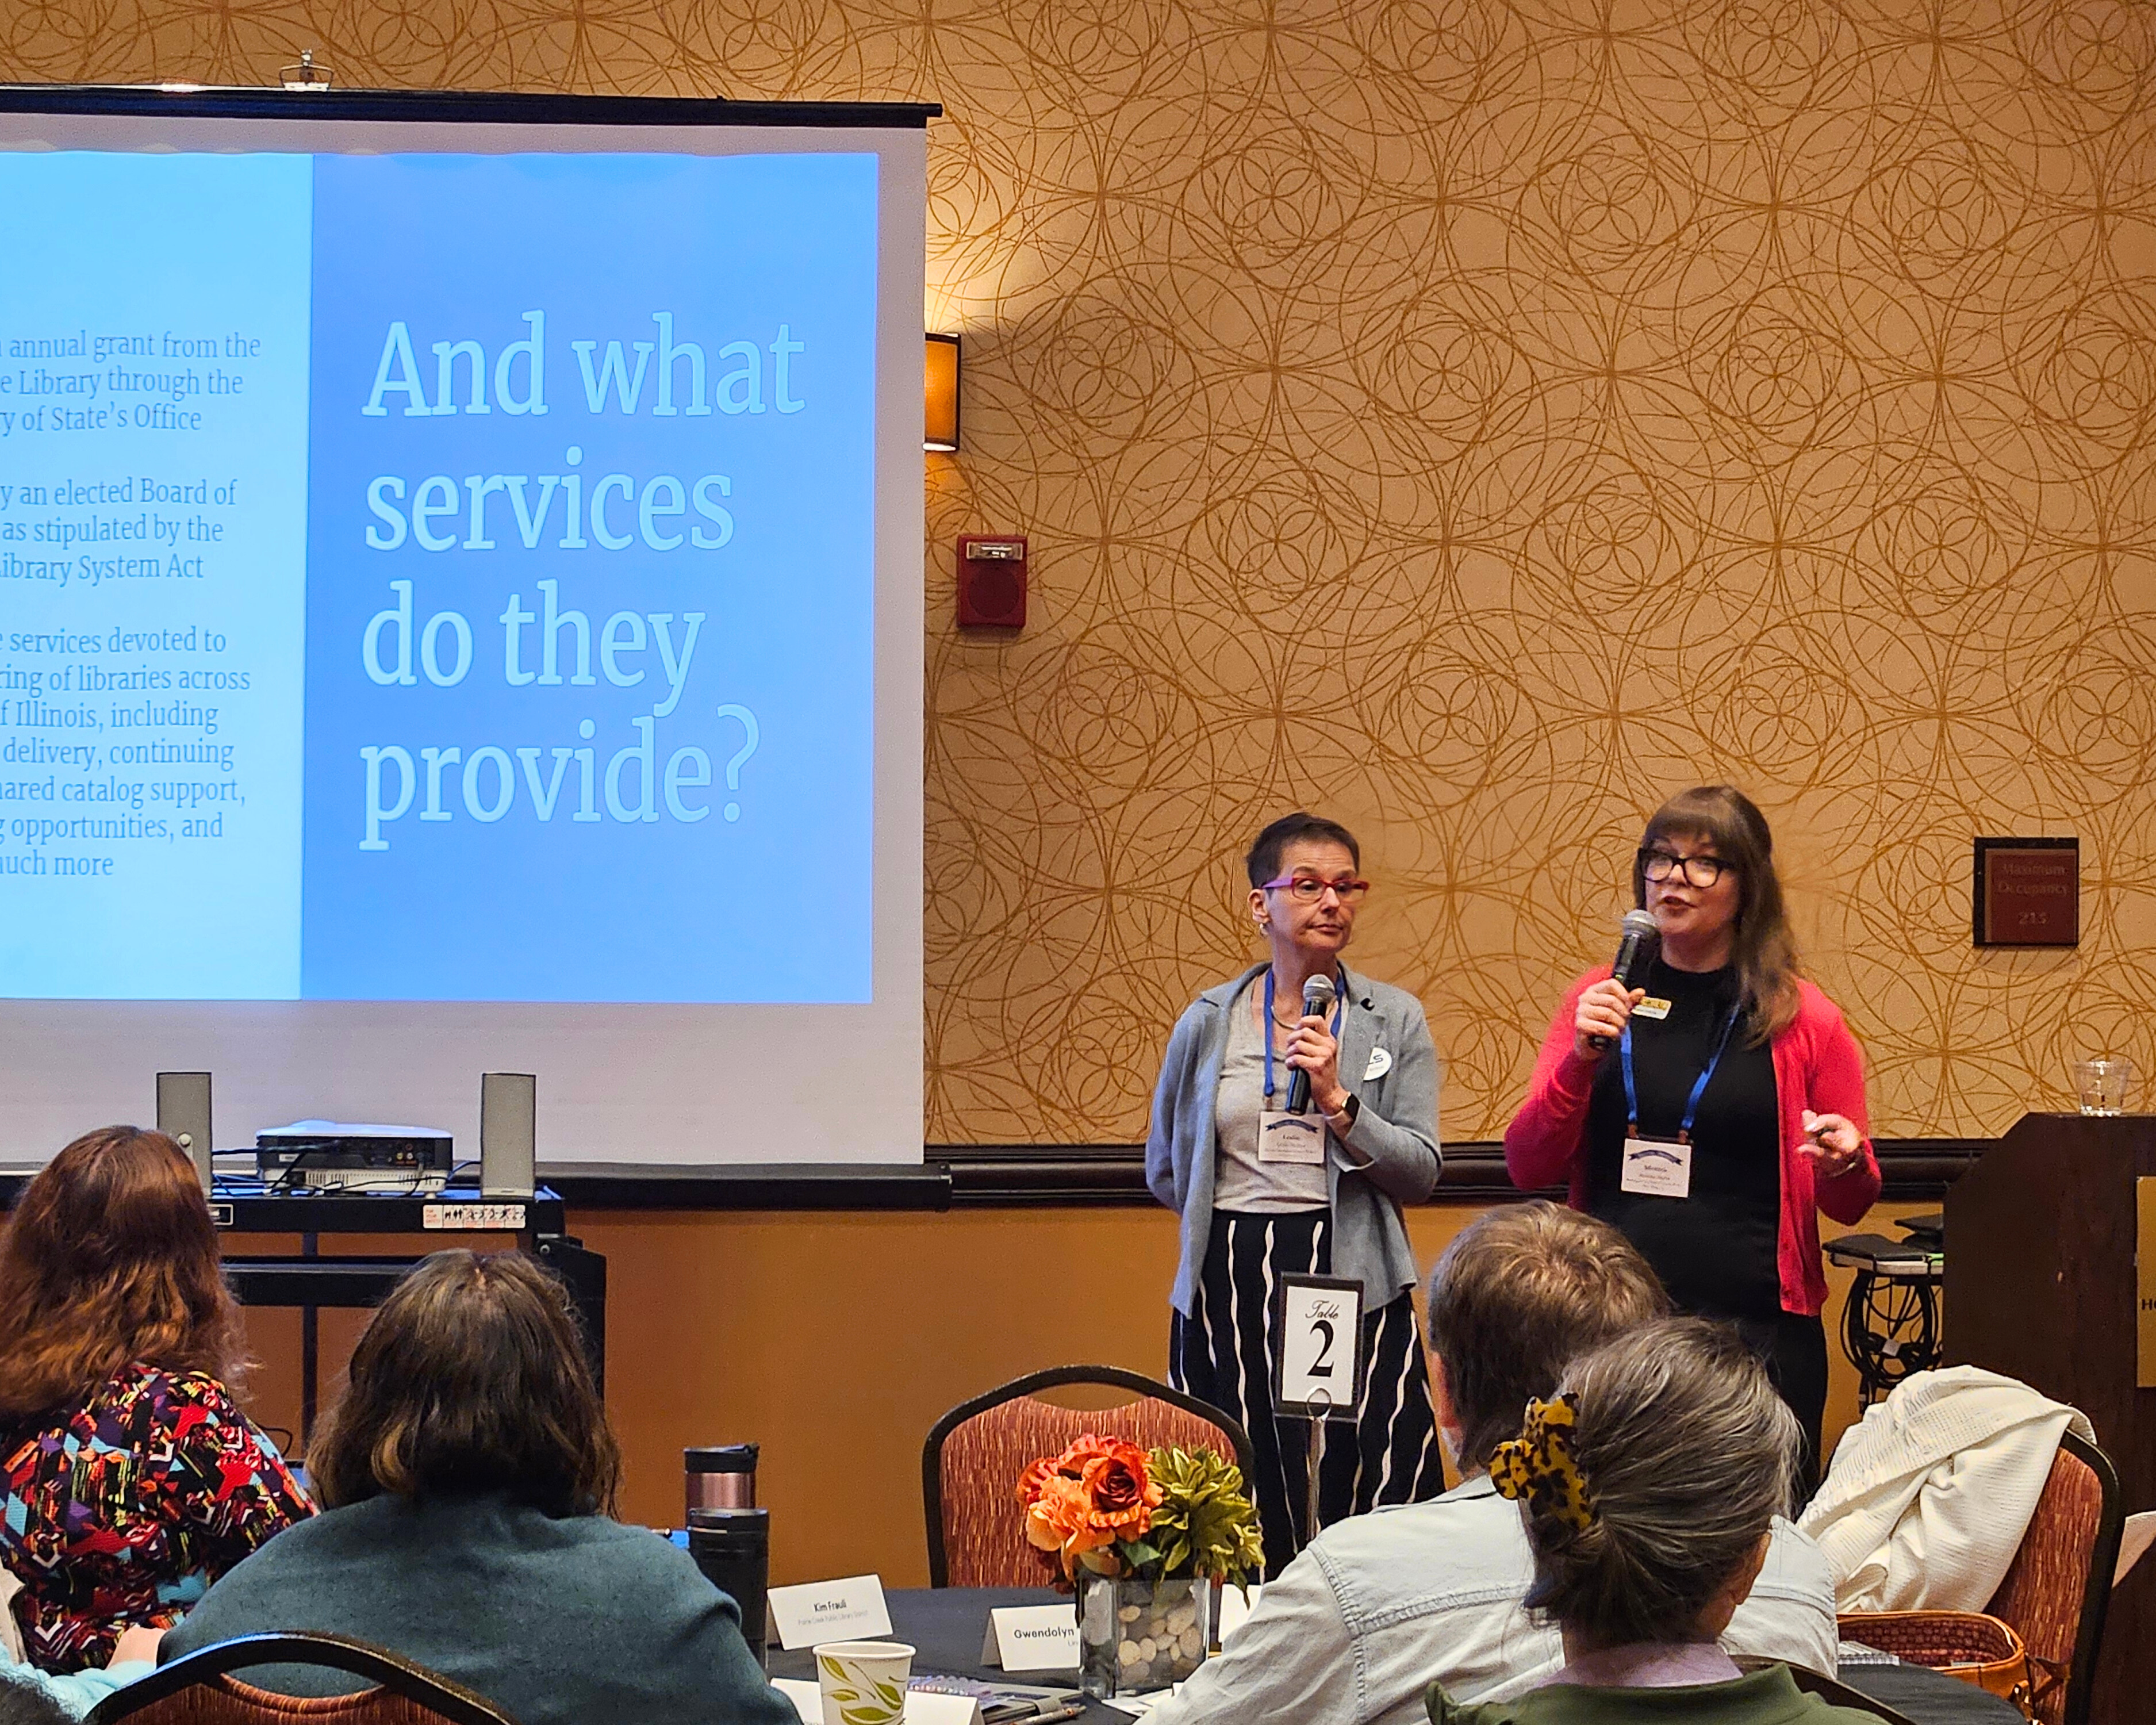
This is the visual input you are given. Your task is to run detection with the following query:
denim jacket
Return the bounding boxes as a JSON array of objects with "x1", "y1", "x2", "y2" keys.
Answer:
[
  {"x1": 1146, "y1": 962, "x2": 1441, "y2": 1314},
  {"x1": 1148, "y1": 1477, "x2": 1839, "y2": 1725}
]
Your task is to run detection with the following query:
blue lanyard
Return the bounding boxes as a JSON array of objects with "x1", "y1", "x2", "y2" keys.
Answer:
[
  {"x1": 1621, "y1": 1003, "x2": 1741, "y2": 1142},
  {"x1": 1262, "y1": 968, "x2": 1346, "y2": 1106}
]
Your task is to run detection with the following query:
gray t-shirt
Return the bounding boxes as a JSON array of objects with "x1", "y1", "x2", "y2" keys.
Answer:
[{"x1": 1213, "y1": 974, "x2": 1330, "y2": 1213}]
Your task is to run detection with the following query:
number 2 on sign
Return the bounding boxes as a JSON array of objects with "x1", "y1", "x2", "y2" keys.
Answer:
[{"x1": 1307, "y1": 1314, "x2": 1336, "y2": 1377}]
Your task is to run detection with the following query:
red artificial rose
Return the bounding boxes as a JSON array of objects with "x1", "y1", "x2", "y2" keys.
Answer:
[{"x1": 1078, "y1": 1451, "x2": 1160, "y2": 1539}]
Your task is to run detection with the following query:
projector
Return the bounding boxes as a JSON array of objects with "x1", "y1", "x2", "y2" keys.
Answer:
[{"x1": 255, "y1": 1121, "x2": 455, "y2": 1193}]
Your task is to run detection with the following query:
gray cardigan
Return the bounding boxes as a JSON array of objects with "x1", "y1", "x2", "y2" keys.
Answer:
[
  {"x1": 1146, "y1": 962, "x2": 1441, "y2": 1315},
  {"x1": 161, "y1": 1492, "x2": 796, "y2": 1725}
]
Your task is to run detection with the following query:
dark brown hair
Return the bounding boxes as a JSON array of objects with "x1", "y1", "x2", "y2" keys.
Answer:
[
  {"x1": 1635, "y1": 784, "x2": 1801, "y2": 1044},
  {"x1": 1424, "y1": 1201, "x2": 1667, "y2": 1470},
  {"x1": 308, "y1": 1250, "x2": 619, "y2": 1518},
  {"x1": 1520, "y1": 1318, "x2": 1801, "y2": 1648},
  {"x1": 1245, "y1": 811, "x2": 1360, "y2": 887},
  {"x1": 0, "y1": 1674, "x2": 72, "y2": 1725},
  {"x1": 0, "y1": 1126, "x2": 245, "y2": 1418}
]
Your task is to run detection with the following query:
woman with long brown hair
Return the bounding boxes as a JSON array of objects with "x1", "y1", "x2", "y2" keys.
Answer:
[
  {"x1": 0, "y1": 1128, "x2": 310, "y2": 1671},
  {"x1": 1504, "y1": 787, "x2": 1881, "y2": 1486},
  {"x1": 162, "y1": 1251, "x2": 793, "y2": 1725}
]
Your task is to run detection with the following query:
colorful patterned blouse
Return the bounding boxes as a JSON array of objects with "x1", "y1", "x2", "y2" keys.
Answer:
[{"x1": 0, "y1": 1364, "x2": 313, "y2": 1670}]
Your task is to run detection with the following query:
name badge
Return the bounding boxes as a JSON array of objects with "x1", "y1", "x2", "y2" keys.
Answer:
[
  {"x1": 1621, "y1": 1135, "x2": 1691, "y2": 1199},
  {"x1": 1632, "y1": 998, "x2": 1672, "y2": 1020},
  {"x1": 980, "y1": 1603, "x2": 1081, "y2": 1670},
  {"x1": 1259, "y1": 1110, "x2": 1326, "y2": 1164},
  {"x1": 766, "y1": 1574, "x2": 892, "y2": 1649}
]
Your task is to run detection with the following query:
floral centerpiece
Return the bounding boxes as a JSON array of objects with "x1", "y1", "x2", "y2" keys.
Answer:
[{"x1": 1015, "y1": 1435, "x2": 1264, "y2": 1695}]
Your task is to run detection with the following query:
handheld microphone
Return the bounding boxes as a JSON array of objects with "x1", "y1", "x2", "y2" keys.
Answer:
[
  {"x1": 1586, "y1": 910, "x2": 1662, "y2": 1053},
  {"x1": 1286, "y1": 973, "x2": 1337, "y2": 1114}
]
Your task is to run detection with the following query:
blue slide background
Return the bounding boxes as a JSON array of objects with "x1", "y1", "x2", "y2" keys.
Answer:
[{"x1": 298, "y1": 152, "x2": 877, "y2": 1002}]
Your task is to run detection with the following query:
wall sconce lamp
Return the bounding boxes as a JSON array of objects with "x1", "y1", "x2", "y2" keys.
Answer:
[{"x1": 925, "y1": 332, "x2": 960, "y2": 452}]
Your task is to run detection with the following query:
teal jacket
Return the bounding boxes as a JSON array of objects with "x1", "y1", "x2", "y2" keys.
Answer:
[
  {"x1": 1147, "y1": 961, "x2": 1441, "y2": 1313},
  {"x1": 162, "y1": 1492, "x2": 795, "y2": 1725},
  {"x1": 0, "y1": 1658, "x2": 151, "y2": 1719}
]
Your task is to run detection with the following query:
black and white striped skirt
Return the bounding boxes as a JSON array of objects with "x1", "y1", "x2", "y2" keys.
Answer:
[{"x1": 1168, "y1": 1208, "x2": 1445, "y2": 1578}]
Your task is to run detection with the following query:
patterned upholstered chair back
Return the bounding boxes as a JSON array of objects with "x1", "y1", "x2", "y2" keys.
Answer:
[
  {"x1": 86, "y1": 1634, "x2": 517, "y2": 1725},
  {"x1": 1982, "y1": 1431, "x2": 2123, "y2": 1725},
  {"x1": 922, "y1": 1365, "x2": 1256, "y2": 1588}
]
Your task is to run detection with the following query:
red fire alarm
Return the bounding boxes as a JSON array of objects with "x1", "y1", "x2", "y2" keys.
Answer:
[{"x1": 957, "y1": 535, "x2": 1027, "y2": 629}]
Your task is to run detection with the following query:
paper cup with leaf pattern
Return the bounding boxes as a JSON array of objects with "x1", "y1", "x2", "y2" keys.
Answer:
[{"x1": 814, "y1": 1639, "x2": 914, "y2": 1725}]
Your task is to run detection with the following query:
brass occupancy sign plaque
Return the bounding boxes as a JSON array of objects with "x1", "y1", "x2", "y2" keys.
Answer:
[{"x1": 1973, "y1": 837, "x2": 2079, "y2": 947}]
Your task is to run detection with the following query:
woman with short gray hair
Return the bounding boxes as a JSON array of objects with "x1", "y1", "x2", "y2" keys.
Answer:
[
  {"x1": 1427, "y1": 1318, "x2": 1873, "y2": 1725},
  {"x1": 1146, "y1": 811, "x2": 1445, "y2": 1576}
]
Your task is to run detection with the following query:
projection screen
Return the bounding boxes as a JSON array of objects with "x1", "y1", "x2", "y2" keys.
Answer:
[{"x1": 0, "y1": 89, "x2": 927, "y2": 1167}]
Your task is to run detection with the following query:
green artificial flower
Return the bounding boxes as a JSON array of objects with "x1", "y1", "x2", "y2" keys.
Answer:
[{"x1": 1142, "y1": 1446, "x2": 1266, "y2": 1587}]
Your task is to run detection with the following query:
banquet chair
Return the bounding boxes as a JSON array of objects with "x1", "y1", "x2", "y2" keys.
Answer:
[
  {"x1": 923, "y1": 1364, "x2": 1256, "y2": 1586},
  {"x1": 1981, "y1": 1430, "x2": 2122, "y2": 1725},
  {"x1": 86, "y1": 1634, "x2": 517, "y2": 1725}
]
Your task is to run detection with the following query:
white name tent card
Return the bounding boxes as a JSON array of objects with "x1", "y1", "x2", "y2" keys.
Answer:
[
  {"x1": 772, "y1": 1678, "x2": 980, "y2": 1725},
  {"x1": 766, "y1": 1574, "x2": 892, "y2": 1649},
  {"x1": 1216, "y1": 1582, "x2": 1261, "y2": 1647},
  {"x1": 979, "y1": 1603, "x2": 1081, "y2": 1670}
]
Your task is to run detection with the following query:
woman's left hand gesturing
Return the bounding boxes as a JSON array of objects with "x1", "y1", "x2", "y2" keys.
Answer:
[
  {"x1": 1799, "y1": 1110, "x2": 1863, "y2": 1179},
  {"x1": 1287, "y1": 1015, "x2": 1346, "y2": 1116}
]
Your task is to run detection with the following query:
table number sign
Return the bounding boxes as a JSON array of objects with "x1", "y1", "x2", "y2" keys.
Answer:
[{"x1": 1272, "y1": 1273, "x2": 1363, "y2": 1420}]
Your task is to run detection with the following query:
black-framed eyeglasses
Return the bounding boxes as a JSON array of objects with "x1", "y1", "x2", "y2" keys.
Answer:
[{"x1": 1639, "y1": 848, "x2": 1731, "y2": 888}]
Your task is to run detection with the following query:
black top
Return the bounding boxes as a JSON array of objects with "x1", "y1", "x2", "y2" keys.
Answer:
[{"x1": 1585, "y1": 960, "x2": 1782, "y2": 1319}]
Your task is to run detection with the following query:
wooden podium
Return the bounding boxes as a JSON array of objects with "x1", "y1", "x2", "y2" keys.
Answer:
[{"x1": 1944, "y1": 1113, "x2": 2155, "y2": 1725}]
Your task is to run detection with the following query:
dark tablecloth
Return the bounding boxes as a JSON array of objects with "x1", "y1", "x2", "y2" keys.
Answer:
[{"x1": 768, "y1": 1587, "x2": 2025, "y2": 1725}]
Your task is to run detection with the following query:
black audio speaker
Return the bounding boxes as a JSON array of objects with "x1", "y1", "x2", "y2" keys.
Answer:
[
  {"x1": 156, "y1": 1072, "x2": 214, "y2": 1195},
  {"x1": 481, "y1": 1072, "x2": 536, "y2": 1198}
]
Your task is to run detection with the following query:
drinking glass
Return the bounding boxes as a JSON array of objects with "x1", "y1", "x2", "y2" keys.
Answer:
[{"x1": 2074, "y1": 1057, "x2": 2131, "y2": 1116}]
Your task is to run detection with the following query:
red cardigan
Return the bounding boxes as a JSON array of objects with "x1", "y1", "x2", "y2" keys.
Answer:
[{"x1": 1502, "y1": 967, "x2": 1882, "y2": 1317}]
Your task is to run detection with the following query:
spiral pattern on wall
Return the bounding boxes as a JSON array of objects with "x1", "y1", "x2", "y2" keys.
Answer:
[{"x1": 11, "y1": 0, "x2": 2153, "y2": 1144}]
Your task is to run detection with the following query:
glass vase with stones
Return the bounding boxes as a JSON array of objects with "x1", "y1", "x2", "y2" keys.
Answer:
[{"x1": 1075, "y1": 1571, "x2": 1214, "y2": 1697}]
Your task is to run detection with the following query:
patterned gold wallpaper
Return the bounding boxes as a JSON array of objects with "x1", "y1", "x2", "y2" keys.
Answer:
[{"x1": 11, "y1": 1, "x2": 2153, "y2": 1144}]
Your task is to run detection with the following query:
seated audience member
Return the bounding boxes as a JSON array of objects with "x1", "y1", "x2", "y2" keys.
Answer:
[
  {"x1": 1429, "y1": 1318, "x2": 1877, "y2": 1725},
  {"x1": 1150, "y1": 1203, "x2": 1835, "y2": 1725},
  {"x1": 0, "y1": 1677, "x2": 72, "y2": 1725},
  {"x1": 0, "y1": 1128, "x2": 311, "y2": 1672},
  {"x1": 162, "y1": 1250, "x2": 795, "y2": 1725}
]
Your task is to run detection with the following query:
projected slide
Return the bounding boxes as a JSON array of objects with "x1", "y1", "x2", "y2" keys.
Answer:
[{"x1": 0, "y1": 148, "x2": 876, "y2": 1003}]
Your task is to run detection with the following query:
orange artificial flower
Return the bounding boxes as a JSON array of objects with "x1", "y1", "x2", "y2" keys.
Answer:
[
  {"x1": 1015, "y1": 1433, "x2": 1165, "y2": 1579},
  {"x1": 1061, "y1": 1433, "x2": 1148, "y2": 1475},
  {"x1": 1025, "y1": 1474, "x2": 1118, "y2": 1577}
]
